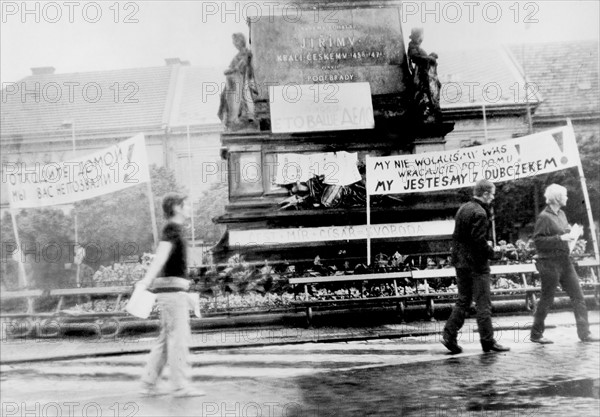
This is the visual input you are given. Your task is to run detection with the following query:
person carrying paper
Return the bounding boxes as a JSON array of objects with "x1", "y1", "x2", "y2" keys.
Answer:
[
  {"x1": 530, "y1": 184, "x2": 599, "y2": 344},
  {"x1": 136, "y1": 193, "x2": 205, "y2": 397}
]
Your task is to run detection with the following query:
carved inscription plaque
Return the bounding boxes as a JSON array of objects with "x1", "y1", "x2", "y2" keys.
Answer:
[{"x1": 250, "y1": 6, "x2": 411, "y2": 101}]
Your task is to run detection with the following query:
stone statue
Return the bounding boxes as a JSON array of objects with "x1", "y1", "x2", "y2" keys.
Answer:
[
  {"x1": 408, "y1": 28, "x2": 442, "y2": 123},
  {"x1": 218, "y1": 33, "x2": 258, "y2": 130}
]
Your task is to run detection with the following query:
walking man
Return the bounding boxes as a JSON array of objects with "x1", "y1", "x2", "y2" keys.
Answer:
[
  {"x1": 137, "y1": 193, "x2": 204, "y2": 397},
  {"x1": 442, "y1": 179, "x2": 510, "y2": 354}
]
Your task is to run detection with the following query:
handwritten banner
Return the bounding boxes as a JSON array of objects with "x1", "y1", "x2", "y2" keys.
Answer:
[
  {"x1": 230, "y1": 220, "x2": 454, "y2": 246},
  {"x1": 366, "y1": 125, "x2": 580, "y2": 195},
  {"x1": 6, "y1": 133, "x2": 150, "y2": 208},
  {"x1": 270, "y1": 82, "x2": 374, "y2": 133}
]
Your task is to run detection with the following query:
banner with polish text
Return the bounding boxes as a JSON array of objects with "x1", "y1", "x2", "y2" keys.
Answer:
[
  {"x1": 366, "y1": 125, "x2": 580, "y2": 195},
  {"x1": 6, "y1": 134, "x2": 150, "y2": 209}
]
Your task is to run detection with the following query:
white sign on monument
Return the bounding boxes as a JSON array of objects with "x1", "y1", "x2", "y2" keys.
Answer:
[
  {"x1": 269, "y1": 82, "x2": 375, "y2": 133},
  {"x1": 230, "y1": 220, "x2": 455, "y2": 246}
]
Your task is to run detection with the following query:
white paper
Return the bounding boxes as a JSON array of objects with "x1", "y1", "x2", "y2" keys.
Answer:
[
  {"x1": 187, "y1": 292, "x2": 202, "y2": 318},
  {"x1": 568, "y1": 224, "x2": 584, "y2": 253},
  {"x1": 125, "y1": 286, "x2": 157, "y2": 319}
]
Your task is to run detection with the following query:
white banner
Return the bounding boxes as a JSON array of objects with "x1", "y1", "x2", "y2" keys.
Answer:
[
  {"x1": 6, "y1": 134, "x2": 150, "y2": 208},
  {"x1": 230, "y1": 220, "x2": 454, "y2": 246},
  {"x1": 270, "y1": 82, "x2": 375, "y2": 133},
  {"x1": 366, "y1": 125, "x2": 581, "y2": 195}
]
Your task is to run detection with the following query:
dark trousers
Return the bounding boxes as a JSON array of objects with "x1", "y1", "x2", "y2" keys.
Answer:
[
  {"x1": 444, "y1": 268, "x2": 494, "y2": 346},
  {"x1": 531, "y1": 258, "x2": 590, "y2": 340}
]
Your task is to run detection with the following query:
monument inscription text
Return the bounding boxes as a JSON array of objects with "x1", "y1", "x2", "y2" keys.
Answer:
[{"x1": 250, "y1": 6, "x2": 411, "y2": 101}]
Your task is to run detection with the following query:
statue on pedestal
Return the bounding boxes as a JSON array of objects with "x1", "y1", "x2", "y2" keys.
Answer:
[
  {"x1": 408, "y1": 28, "x2": 442, "y2": 123},
  {"x1": 218, "y1": 33, "x2": 258, "y2": 131}
]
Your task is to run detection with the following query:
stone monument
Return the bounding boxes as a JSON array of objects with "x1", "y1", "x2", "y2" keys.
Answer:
[
  {"x1": 407, "y1": 28, "x2": 442, "y2": 124},
  {"x1": 218, "y1": 33, "x2": 259, "y2": 131},
  {"x1": 213, "y1": 0, "x2": 456, "y2": 263}
]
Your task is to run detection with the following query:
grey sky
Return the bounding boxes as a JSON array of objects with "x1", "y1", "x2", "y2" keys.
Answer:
[{"x1": 1, "y1": 1, "x2": 599, "y2": 84}]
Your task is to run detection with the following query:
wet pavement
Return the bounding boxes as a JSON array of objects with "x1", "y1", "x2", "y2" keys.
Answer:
[{"x1": 1, "y1": 311, "x2": 599, "y2": 416}]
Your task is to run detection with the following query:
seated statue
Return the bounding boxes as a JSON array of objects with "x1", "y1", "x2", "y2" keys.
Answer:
[
  {"x1": 408, "y1": 28, "x2": 442, "y2": 123},
  {"x1": 217, "y1": 33, "x2": 258, "y2": 130}
]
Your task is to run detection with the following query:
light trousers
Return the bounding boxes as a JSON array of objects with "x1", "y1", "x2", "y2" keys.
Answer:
[{"x1": 141, "y1": 292, "x2": 192, "y2": 390}]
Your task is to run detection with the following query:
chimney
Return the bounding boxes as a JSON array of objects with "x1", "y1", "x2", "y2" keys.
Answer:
[
  {"x1": 165, "y1": 58, "x2": 182, "y2": 66},
  {"x1": 31, "y1": 66, "x2": 56, "y2": 75}
]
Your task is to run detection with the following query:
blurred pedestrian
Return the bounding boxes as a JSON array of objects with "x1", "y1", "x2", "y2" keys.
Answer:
[
  {"x1": 442, "y1": 179, "x2": 510, "y2": 354},
  {"x1": 530, "y1": 184, "x2": 599, "y2": 344},
  {"x1": 136, "y1": 192, "x2": 204, "y2": 397}
]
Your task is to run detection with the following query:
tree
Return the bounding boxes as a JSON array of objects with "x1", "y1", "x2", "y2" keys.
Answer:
[
  {"x1": 578, "y1": 133, "x2": 599, "y2": 216},
  {"x1": 193, "y1": 180, "x2": 227, "y2": 244},
  {"x1": 1, "y1": 208, "x2": 74, "y2": 289},
  {"x1": 463, "y1": 134, "x2": 599, "y2": 250}
]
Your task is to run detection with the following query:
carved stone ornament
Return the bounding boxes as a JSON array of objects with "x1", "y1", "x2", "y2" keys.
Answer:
[
  {"x1": 407, "y1": 28, "x2": 442, "y2": 124},
  {"x1": 217, "y1": 33, "x2": 259, "y2": 131}
]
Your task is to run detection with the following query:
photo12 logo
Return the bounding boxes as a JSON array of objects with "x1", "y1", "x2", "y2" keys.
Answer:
[
  {"x1": 1, "y1": 401, "x2": 139, "y2": 417},
  {"x1": 200, "y1": 1, "x2": 341, "y2": 24},
  {"x1": 1, "y1": 1, "x2": 140, "y2": 24},
  {"x1": 2, "y1": 81, "x2": 140, "y2": 104},
  {"x1": 400, "y1": 1, "x2": 540, "y2": 24}
]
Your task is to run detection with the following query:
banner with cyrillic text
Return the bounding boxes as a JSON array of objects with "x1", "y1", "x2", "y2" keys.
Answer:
[
  {"x1": 6, "y1": 133, "x2": 150, "y2": 208},
  {"x1": 366, "y1": 125, "x2": 580, "y2": 195}
]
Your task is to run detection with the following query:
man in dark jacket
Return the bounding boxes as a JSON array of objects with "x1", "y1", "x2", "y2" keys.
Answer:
[{"x1": 442, "y1": 179, "x2": 510, "y2": 354}]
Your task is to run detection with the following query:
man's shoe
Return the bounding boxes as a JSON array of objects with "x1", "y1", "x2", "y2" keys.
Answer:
[
  {"x1": 173, "y1": 387, "x2": 206, "y2": 398},
  {"x1": 441, "y1": 338, "x2": 463, "y2": 354},
  {"x1": 482, "y1": 342, "x2": 510, "y2": 353},
  {"x1": 140, "y1": 383, "x2": 168, "y2": 397},
  {"x1": 531, "y1": 336, "x2": 554, "y2": 344},
  {"x1": 580, "y1": 335, "x2": 600, "y2": 343}
]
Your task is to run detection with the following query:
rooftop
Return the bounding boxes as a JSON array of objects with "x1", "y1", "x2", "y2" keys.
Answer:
[
  {"x1": 508, "y1": 40, "x2": 599, "y2": 119},
  {"x1": 2, "y1": 41, "x2": 596, "y2": 141}
]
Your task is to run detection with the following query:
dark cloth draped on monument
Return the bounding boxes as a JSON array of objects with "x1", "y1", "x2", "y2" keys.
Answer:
[{"x1": 279, "y1": 176, "x2": 367, "y2": 211}]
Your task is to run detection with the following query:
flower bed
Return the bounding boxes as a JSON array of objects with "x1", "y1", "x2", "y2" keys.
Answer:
[{"x1": 3, "y1": 239, "x2": 596, "y2": 315}]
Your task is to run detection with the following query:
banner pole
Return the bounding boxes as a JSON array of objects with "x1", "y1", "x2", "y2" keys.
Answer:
[
  {"x1": 187, "y1": 124, "x2": 195, "y2": 246},
  {"x1": 366, "y1": 156, "x2": 371, "y2": 266},
  {"x1": 568, "y1": 119, "x2": 599, "y2": 261},
  {"x1": 9, "y1": 207, "x2": 28, "y2": 289},
  {"x1": 367, "y1": 193, "x2": 371, "y2": 266},
  {"x1": 68, "y1": 123, "x2": 82, "y2": 287},
  {"x1": 146, "y1": 181, "x2": 159, "y2": 249},
  {"x1": 490, "y1": 207, "x2": 497, "y2": 246}
]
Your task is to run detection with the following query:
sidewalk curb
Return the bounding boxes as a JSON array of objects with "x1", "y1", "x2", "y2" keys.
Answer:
[
  {"x1": 2, "y1": 312, "x2": 598, "y2": 365},
  {"x1": 0, "y1": 323, "x2": 560, "y2": 365}
]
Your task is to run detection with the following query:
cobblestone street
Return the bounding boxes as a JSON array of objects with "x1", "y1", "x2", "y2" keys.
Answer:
[{"x1": 2, "y1": 312, "x2": 598, "y2": 416}]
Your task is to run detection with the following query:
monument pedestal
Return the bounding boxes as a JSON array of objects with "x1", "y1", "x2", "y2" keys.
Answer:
[{"x1": 213, "y1": 0, "x2": 456, "y2": 263}]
